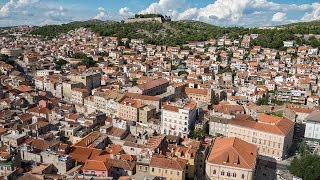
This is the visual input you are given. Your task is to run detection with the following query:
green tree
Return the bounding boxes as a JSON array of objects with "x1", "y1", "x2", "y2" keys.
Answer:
[
  {"x1": 289, "y1": 154, "x2": 320, "y2": 180},
  {"x1": 178, "y1": 71, "x2": 189, "y2": 76},
  {"x1": 72, "y1": 52, "x2": 88, "y2": 59},
  {"x1": 211, "y1": 90, "x2": 219, "y2": 105},
  {"x1": 256, "y1": 96, "x2": 269, "y2": 106},
  {"x1": 55, "y1": 58, "x2": 68, "y2": 70},
  {"x1": 189, "y1": 129, "x2": 207, "y2": 140},
  {"x1": 78, "y1": 58, "x2": 96, "y2": 67}
]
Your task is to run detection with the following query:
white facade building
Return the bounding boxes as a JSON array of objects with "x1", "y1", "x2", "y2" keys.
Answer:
[
  {"x1": 161, "y1": 100, "x2": 197, "y2": 138},
  {"x1": 305, "y1": 111, "x2": 320, "y2": 140}
]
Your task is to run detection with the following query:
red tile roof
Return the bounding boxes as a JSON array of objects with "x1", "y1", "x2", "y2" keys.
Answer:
[
  {"x1": 230, "y1": 114, "x2": 294, "y2": 135},
  {"x1": 83, "y1": 160, "x2": 111, "y2": 171},
  {"x1": 207, "y1": 137, "x2": 257, "y2": 169},
  {"x1": 150, "y1": 156, "x2": 187, "y2": 171}
]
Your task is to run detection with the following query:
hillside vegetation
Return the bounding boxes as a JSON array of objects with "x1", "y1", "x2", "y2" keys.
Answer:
[{"x1": 30, "y1": 19, "x2": 320, "y2": 48}]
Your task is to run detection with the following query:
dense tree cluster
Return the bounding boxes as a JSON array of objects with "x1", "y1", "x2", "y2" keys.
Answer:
[
  {"x1": 289, "y1": 143, "x2": 320, "y2": 180},
  {"x1": 30, "y1": 20, "x2": 320, "y2": 48},
  {"x1": 71, "y1": 52, "x2": 88, "y2": 59},
  {"x1": 0, "y1": 54, "x2": 14, "y2": 66}
]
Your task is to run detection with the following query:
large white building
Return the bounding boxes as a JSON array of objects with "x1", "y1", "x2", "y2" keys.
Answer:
[
  {"x1": 304, "y1": 111, "x2": 320, "y2": 140},
  {"x1": 161, "y1": 100, "x2": 197, "y2": 138}
]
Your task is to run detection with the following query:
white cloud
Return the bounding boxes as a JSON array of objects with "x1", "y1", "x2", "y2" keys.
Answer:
[
  {"x1": 93, "y1": 11, "x2": 106, "y2": 20},
  {"x1": 98, "y1": 7, "x2": 105, "y2": 11},
  {"x1": 301, "y1": 3, "x2": 320, "y2": 21},
  {"x1": 176, "y1": 8, "x2": 198, "y2": 20},
  {"x1": 197, "y1": 0, "x2": 250, "y2": 22},
  {"x1": 272, "y1": 12, "x2": 286, "y2": 22},
  {"x1": 139, "y1": 0, "x2": 186, "y2": 19},
  {"x1": 0, "y1": 0, "x2": 40, "y2": 17},
  {"x1": 119, "y1": 7, "x2": 134, "y2": 17},
  {"x1": 138, "y1": 0, "x2": 318, "y2": 26}
]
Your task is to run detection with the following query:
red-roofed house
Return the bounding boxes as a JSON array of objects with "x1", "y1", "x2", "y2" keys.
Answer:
[{"x1": 206, "y1": 137, "x2": 257, "y2": 180}]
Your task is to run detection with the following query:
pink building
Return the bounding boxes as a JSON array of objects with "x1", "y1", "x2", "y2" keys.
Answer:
[
  {"x1": 82, "y1": 160, "x2": 111, "y2": 178},
  {"x1": 118, "y1": 98, "x2": 145, "y2": 122}
]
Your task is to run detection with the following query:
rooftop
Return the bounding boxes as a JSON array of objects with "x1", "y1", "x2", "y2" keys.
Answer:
[{"x1": 208, "y1": 137, "x2": 257, "y2": 169}]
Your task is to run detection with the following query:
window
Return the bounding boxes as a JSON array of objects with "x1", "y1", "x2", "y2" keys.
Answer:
[
  {"x1": 152, "y1": 168, "x2": 155, "y2": 172},
  {"x1": 242, "y1": 174, "x2": 245, "y2": 179},
  {"x1": 177, "y1": 172, "x2": 180, "y2": 176},
  {"x1": 213, "y1": 170, "x2": 216, "y2": 174},
  {"x1": 139, "y1": 165, "x2": 142, "y2": 170},
  {"x1": 227, "y1": 172, "x2": 230, "y2": 177},
  {"x1": 233, "y1": 173, "x2": 236, "y2": 177},
  {"x1": 221, "y1": 171, "x2": 225, "y2": 176}
]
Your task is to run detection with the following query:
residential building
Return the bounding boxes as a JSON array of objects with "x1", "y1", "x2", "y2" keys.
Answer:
[
  {"x1": 185, "y1": 87, "x2": 211, "y2": 103},
  {"x1": 71, "y1": 88, "x2": 89, "y2": 105},
  {"x1": 118, "y1": 98, "x2": 145, "y2": 122},
  {"x1": 70, "y1": 72, "x2": 101, "y2": 91},
  {"x1": 161, "y1": 100, "x2": 197, "y2": 138},
  {"x1": 149, "y1": 156, "x2": 187, "y2": 180},
  {"x1": 304, "y1": 110, "x2": 320, "y2": 140}
]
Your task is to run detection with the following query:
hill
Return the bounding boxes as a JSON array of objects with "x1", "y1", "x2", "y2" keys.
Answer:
[{"x1": 30, "y1": 19, "x2": 320, "y2": 48}]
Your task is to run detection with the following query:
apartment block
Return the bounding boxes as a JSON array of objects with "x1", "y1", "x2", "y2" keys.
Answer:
[{"x1": 161, "y1": 100, "x2": 197, "y2": 138}]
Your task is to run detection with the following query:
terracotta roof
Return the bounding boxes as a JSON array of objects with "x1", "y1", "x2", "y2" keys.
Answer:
[
  {"x1": 16, "y1": 85, "x2": 33, "y2": 92},
  {"x1": 18, "y1": 113, "x2": 33, "y2": 122},
  {"x1": 107, "y1": 158, "x2": 135, "y2": 171},
  {"x1": 150, "y1": 156, "x2": 187, "y2": 171},
  {"x1": 106, "y1": 127, "x2": 126, "y2": 138},
  {"x1": 185, "y1": 87, "x2": 208, "y2": 96},
  {"x1": 69, "y1": 147, "x2": 103, "y2": 164},
  {"x1": 74, "y1": 131, "x2": 101, "y2": 147},
  {"x1": 18, "y1": 173, "x2": 42, "y2": 180},
  {"x1": 137, "y1": 78, "x2": 168, "y2": 91},
  {"x1": 27, "y1": 121, "x2": 49, "y2": 130},
  {"x1": 230, "y1": 114, "x2": 294, "y2": 135},
  {"x1": 105, "y1": 144, "x2": 124, "y2": 154},
  {"x1": 119, "y1": 98, "x2": 145, "y2": 108},
  {"x1": 162, "y1": 100, "x2": 197, "y2": 112},
  {"x1": 213, "y1": 103, "x2": 244, "y2": 114},
  {"x1": 27, "y1": 106, "x2": 51, "y2": 114},
  {"x1": 125, "y1": 92, "x2": 161, "y2": 101},
  {"x1": 162, "y1": 104, "x2": 179, "y2": 112},
  {"x1": 207, "y1": 137, "x2": 257, "y2": 169},
  {"x1": 289, "y1": 107, "x2": 314, "y2": 114},
  {"x1": 29, "y1": 139, "x2": 50, "y2": 150},
  {"x1": 83, "y1": 160, "x2": 111, "y2": 171}
]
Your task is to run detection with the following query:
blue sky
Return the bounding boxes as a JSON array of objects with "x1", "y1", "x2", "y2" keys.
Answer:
[{"x1": 0, "y1": 0, "x2": 319, "y2": 27}]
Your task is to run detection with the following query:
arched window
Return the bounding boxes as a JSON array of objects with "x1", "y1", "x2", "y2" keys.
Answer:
[
  {"x1": 227, "y1": 172, "x2": 230, "y2": 177},
  {"x1": 221, "y1": 171, "x2": 225, "y2": 176},
  {"x1": 233, "y1": 173, "x2": 236, "y2": 177},
  {"x1": 213, "y1": 170, "x2": 216, "y2": 174}
]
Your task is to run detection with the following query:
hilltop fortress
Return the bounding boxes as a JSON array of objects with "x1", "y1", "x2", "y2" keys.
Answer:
[{"x1": 125, "y1": 14, "x2": 171, "y2": 23}]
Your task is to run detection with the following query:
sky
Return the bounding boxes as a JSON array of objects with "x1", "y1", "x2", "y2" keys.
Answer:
[{"x1": 0, "y1": 0, "x2": 319, "y2": 27}]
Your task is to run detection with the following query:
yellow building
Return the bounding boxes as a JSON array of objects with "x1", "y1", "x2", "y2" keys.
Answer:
[
  {"x1": 149, "y1": 156, "x2": 187, "y2": 180},
  {"x1": 185, "y1": 87, "x2": 211, "y2": 103},
  {"x1": 228, "y1": 114, "x2": 294, "y2": 160},
  {"x1": 171, "y1": 145, "x2": 197, "y2": 179}
]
